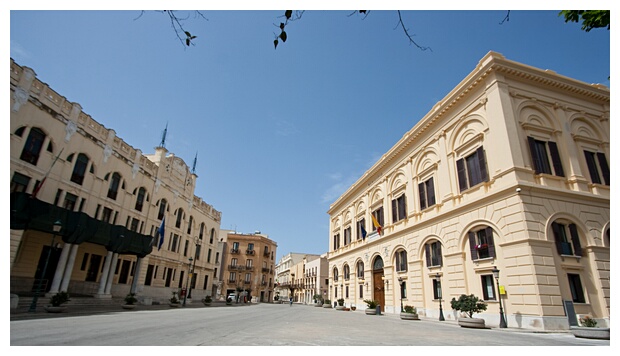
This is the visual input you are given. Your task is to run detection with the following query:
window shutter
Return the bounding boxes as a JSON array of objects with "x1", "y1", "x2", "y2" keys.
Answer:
[
  {"x1": 456, "y1": 158, "x2": 468, "y2": 192},
  {"x1": 551, "y1": 222, "x2": 563, "y2": 255},
  {"x1": 477, "y1": 146, "x2": 489, "y2": 182},
  {"x1": 486, "y1": 227, "x2": 496, "y2": 258},
  {"x1": 584, "y1": 151, "x2": 601, "y2": 184},
  {"x1": 468, "y1": 232, "x2": 477, "y2": 260},
  {"x1": 425, "y1": 244, "x2": 431, "y2": 267},
  {"x1": 437, "y1": 244, "x2": 443, "y2": 266},
  {"x1": 547, "y1": 141, "x2": 565, "y2": 177},
  {"x1": 427, "y1": 177, "x2": 436, "y2": 206},
  {"x1": 418, "y1": 182, "x2": 426, "y2": 210},
  {"x1": 481, "y1": 275, "x2": 489, "y2": 300},
  {"x1": 399, "y1": 195, "x2": 406, "y2": 220},
  {"x1": 392, "y1": 199, "x2": 397, "y2": 222},
  {"x1": 527, "y1": 137, "x2": 541, "y2": 174},
  {"x1": 568, "y1": 223, "x2": 582, "y2": 257},
  {"x1": 596, "y1": 152, "x2": 610, "y2": 185}
]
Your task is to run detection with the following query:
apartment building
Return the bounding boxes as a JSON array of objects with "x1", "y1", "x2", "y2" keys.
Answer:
[
  {"x1": 220, "y1": 230, "x2": 277, "y2": 303},
  {"x1": 10, "y1": 58, "x2": 222, "y2": 303},
  {"x1": 326, "y1": 51, "x2": 610, "y2": 331}
]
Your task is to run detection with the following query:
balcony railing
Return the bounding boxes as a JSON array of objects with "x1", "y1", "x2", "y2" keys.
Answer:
[
  {"x1": 262, "y1": 267, "x2": 270, "y2": 273},
  {"x1": 245, "y1": 266, "x2": 254, "y2": 271},
  {"x1": 263, "y1": 251, "x2": 270, "y2": 257},
  {"x1": 228, "y1": 265, "x2": 239, "y2": 270},
  {"x1": 246, "y1": 250, "x2": 255, "y2": 255},
  {"x1": 230, "y1": 249, "x2": 240, "y2": 254}
]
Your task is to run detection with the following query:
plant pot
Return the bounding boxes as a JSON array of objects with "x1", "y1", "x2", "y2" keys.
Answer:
[
  {"x1": 365, "y1": 308, "x2": 377, "y2": 315},
  {"x1": 351, "y1": 307, "x2": 356, "y2": 311},
  {"x1": 315, "y1": 303, "x2": 323, "y2": 307},
  {"x1": 322, "y1": 303, "x2": 332, "y2": 308},
  {"x1": 122, "y1": 304, "x2": 136, "y2": 310},
  {"x1": 570, "y1": 326, "x2": 610, "y2": 340},
  {"x1": 44, "y1": 306, "x2": 67, "y2": 313},
  {"x1": 458, "y1": 317, "x2": 486, "y2": 328},
  {"x1": 169, "y1": 303, "x2": 180, "y2": 307},
  {"x1": 400, "y1": 312, "x2": 420, "y2": 320},
  {"x1": 335, "y1": 305, "x2": 345, "y2": 310}
]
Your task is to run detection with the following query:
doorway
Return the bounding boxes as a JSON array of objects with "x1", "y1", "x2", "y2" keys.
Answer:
[
  {"x1": 372, "y1": 256, "x2": 385, "y2": 309},
  {"x1": 32, "y1": 245, "x2": 62, "y2": 292}
]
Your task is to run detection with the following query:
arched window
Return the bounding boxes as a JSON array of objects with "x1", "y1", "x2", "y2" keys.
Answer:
[
  {"x1": 425, "y1": 240, "x2": 443, "y2": 267},
  {"x1": 468, "y1": 227, "x2": 496, "y2": 260},
  {"x1": 210, "y1": 228, "x2": 215, "y2": 244},
  {"x1": 157, "y1": 199, "x2": 167, "y2": 220},
  {"x1": 356, "y1": 261, "x2": 364, "y2": 278},
  {"x1": 175, "y1": 208, "x2": 184, "y2": 228},
  {"x1": 199, "y1": 223, "x2": 205, "y2": 240},
  {"x1": 343, "y1": 264, "x2": 350, "y2": 280},
  {"x1": 395, "y1": 249, "x2": 408, "y2": 272},
  {"x1": 551, "y1": 221, "x2": 582, "y2": 257},
  {"x1": 20, "y1": 127, "x2": 46, "y2": 165},
  {"x1": 187, "y1": 216, "x2": 193, "y2": 234},
  {"x1": 135, "y1": 187, "x2": 146, "y2": 211},
  {"x1": 71, "y1": 153, "x2": 89, "y2": 185},
  {"x1": 107, "y1": 172, "x2": 121, "y2": 200},
  {"x1": 333, "y1": 268, "x2": 339, "y2": 282}
]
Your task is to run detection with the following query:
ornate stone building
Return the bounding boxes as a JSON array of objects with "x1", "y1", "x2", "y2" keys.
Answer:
[
  {"x1": 10, "y1": 58, "x2": 222, "y2": 304},
  {"x1": 326, "y1": 52, "x2": 610, "y2": 330}
]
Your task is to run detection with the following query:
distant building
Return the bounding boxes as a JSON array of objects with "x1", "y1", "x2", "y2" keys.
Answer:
[
  {"x1": 220, "y1": 230, "x2": 277, "y2": 303},
  {"x1": 10, "y1": 58, "x2": 222, "y2": 304},
  {"x1": 274, "y1": 252, "x2": 325, "y2": 304},
  {"x1": 326, "y1": 52, "x2": 609, "y2": 330}
]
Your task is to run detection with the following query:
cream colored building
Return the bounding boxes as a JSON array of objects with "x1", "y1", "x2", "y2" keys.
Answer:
[
  {"x1": 10, "y1": 58, "x2": 222, "y2": 304},
  {"x1": 274, "y1": 252, "x2": 307, "y2": 301},
  {"x1": 326, "y1": 51, "x2": 609, "y2": 331},
  {"x1": 303, "y1": 254, "x2": 329, "y2": 304},
  {"x1": 220, "y1": 230, "x2": 277, "y2": 303}
]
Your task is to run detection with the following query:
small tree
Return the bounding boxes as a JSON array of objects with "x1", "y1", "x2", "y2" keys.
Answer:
[
  {"x1": 403, "y1": 305, "x2": 417, "y2": 314},
  {"x1": 337, "y1": 298, "x2": 345, "y2": 306},
  {"x1": 124, "y1": 293, "x2": 138, "y2": 305},
  {"x1": 450, "y1": 294, "x2": 487, "y2": 318},
  {"x1": 363, "y1": 299, "x2": 378, "y2": 309},
  {"x1": 50, "y1": 291, "x2": 70, "y2": 307}
]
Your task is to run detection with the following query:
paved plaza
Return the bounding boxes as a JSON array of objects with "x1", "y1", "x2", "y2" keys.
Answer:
[{"x1": 9, "y1": 302, "x2": 611, "y2": 348}]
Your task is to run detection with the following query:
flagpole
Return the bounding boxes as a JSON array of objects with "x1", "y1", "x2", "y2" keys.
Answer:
[{"x1": 31, "y1": 147, "x2": 64, "y2": 199}]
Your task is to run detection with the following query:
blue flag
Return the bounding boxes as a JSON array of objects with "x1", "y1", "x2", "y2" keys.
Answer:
[
  {"x1": 157, "y1": 217, "x2": 165, "y2": 251},
  {"x1": 361, "y1": 223, "x2": 367, "y2": 240}
]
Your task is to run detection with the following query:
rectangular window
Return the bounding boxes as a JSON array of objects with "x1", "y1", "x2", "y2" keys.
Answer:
[
  {"x1": 395, "y1": 250, "x2": 407, "y2": 272},
  {"x1": 130, "y1": 218, "x2": 139, "y2": 232},
  {"x1": 247, "y1": 243, "x2": 254, "y2": 251},
  {"x1": 567, "y1": 273, "x2": 586, "y2": 303},
  {"x1": 54, "y1": 189, "x2": 63, "y2": 206},
  {"x1": 392, "y1": 193, "x2": 407, "y2": 223},
  {"x1": 183, "y1": 240, "x2": 189, "y2": 256},
  {"x1": 78, "y1": 198, "x2": 86, "y2": 212},
  {"x1": 456, "y1": 146, "x2": 489, "y2": 192},
  {"x1": 333, "y1": 233, "x2": 340, "y2": 250},
  {"x1": 63, "y1": 193, "x2": 78, "y2": 211},
  {"x1": 371, "y1": 207, "x2": 384, "y2": 232},
  {"x1": 527, "y1": 137, "x2": 565, "y2": 177},
  {"x1": 343, "y1": 227, "x2": 351, "y2": 246},
  {"x1": 80, "y1": 253, "x2": 90, "y2": 271},
  {"x1": 418, "y1": 177, "x2": 436, "y2": 210},
  {"x1": 584, "y1": 150, "x2": 610, "y2": 185},
  {"x1": 215, "y1": 252, "x2": 220, "y2": 264},
  {"x1": 433, "y1": 279, "x2": 442, "y2": 300},
  {"x1": 552, "y1": 222, "x2": 582, "y2": 257},
  {"x1": 345, "y1": 286, "x2": 349, "y2": 298},
  {"x1": 102, "y1": 207, "x2": 112, "y2": 223},
  {"x1": 400, "y1": 281, "x2": 407, "y2": 299},
  {"x1": 356, "y1": 218, "x2": 366, "y2": 240},
  {"x1": 11, "y1": 172, "x2": 31, "y2": 193},
  {"x1": 171, "y1": 234, "x2": 179, "y2": 252},
  {"x1": 231, "y1": 258, "x2": 238, "y2": 267},
  {"x1": 229, "y1": 272, "x2": 236, "y2": 283},
  {"x1": 481, "y1": 275, "x2": 496, "y2": 300},
  {"x1": 425, "y1": 241, "x2": 443, "y2": 267},
  {"x1": 208, "y1": 249, "x2": 212, "y2": 263},
  {"x1": 195, "y1": 245, "x2": 201, "y2": 261},
  {"x1": 359, "y1": 284, "x2": 363, "y2": 299},
  {"x1": 245, "y1": 273, "x2": 251, "y2": 282},
  {"x1": 468, "y1": 227, "x2": 496, "y2": 260}
]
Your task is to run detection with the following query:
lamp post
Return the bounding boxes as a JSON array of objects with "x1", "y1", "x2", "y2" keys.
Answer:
[
  {"x1": 398, "y1": 277, "x2": 404, "y2": 312},
  {"x1": 435, "y1": 273, "x2": 445, "y2": 321},
  {"x1": 183, "y1": 257, "x2": 193, "y2": 306},
  {"x1": 187, "y1": 240, "x2": 199, "y2": 299},
  {"x1": 29, "y1": 220, "x2": 62, "y2": 312},
  {"x1": 492, "y1": 266, "x2": 507, "y2": 328}
]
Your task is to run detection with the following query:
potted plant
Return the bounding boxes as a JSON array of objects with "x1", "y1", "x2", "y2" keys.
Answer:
[
  {"x1": 314, "y1": 294, "x2": 324, "y2": 307},
  {"x1": 400, "y1": 305, "x2": 420, "y2": 320},
  {"x1": 169, "y1": 291, "x2": 180, "y2": 307},
  {"x1": 336, "y1": 298, "x2": 345, "y2": 310},
  {"x1": 351, "y1": 304, "x2": 356, "y2": 311},
  {"x1": 450, "y1": 294, "x2": 487, "y2": 328},
  {"x1": 570, "y1": 315, "x2": 610, "y2": 340},
  {"x1": 45, "y1": 291, "x2": 70, "y2": 313},
  {"x1": 323, "y1": 299, "x2": 332, "y2": 308},
  {"x1": 122, "y1": 292, "x2": 138, "y2": 309},
  {"x1": 363, "y1": 299, "x2": 379, "y2": 315},
  {"x1": 202, "y1": 295, "x2": 212, "y2": 306}
]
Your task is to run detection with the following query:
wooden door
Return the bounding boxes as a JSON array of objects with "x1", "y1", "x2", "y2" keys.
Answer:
[{"x1": 373, "y1": 269, "x2": 385, "y2": 308}]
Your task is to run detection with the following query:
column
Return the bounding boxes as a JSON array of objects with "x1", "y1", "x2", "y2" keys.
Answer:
[
  {"x1": 59, "y1": 244, "x2": 79, "y2": 292},
  {"x1": 96, "y1": 250, "x2": 114, "y2": 297},
  {"x1": 130, "y1": 257, "x2": 143, "y2": 294},
  {"x1": 104, "y1": 253, "x2": 119, "y2": 294},
  {"x1": 48, "y1": 243, "x2": 72, "y2": 294}
]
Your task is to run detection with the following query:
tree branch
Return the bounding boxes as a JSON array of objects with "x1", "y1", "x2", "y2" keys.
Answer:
[{"x1": 396, "y1": 11, "x2": 431, "y2": 51}]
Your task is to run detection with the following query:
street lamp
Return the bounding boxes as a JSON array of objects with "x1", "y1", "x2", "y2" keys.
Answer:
[
  {"x1": 492, "y1": 266, "x2": 507, "y2": 328},
  {"x1": 29, "y1": 220, "x2": 62, "y2": 312},
  {"x1": 187, "y1": 240, "x2": 200, "y2": 299},
  {"x1": 398, "y1": 277, "x2": 404, "y2": 312},
  {"x1": 435, "y1": 273, "x2": 445, "y2": 321},
  {"x1": 183, "y1": 257, "x2": 193, "y2": 306}
]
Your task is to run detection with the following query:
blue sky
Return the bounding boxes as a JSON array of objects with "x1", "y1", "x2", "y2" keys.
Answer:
[{"x1": 9, "y1": 5, "x2": 612, "y2": 262}]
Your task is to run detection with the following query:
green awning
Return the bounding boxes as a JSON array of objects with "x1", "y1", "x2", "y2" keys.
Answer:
[{"x1": 10, "y1": 192, "x2": 154, "y2": 257}]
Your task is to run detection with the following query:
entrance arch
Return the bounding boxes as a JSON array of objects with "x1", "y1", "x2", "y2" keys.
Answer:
[{"x1": 372, "y1": 256, "x2": 385, "y2": 308}]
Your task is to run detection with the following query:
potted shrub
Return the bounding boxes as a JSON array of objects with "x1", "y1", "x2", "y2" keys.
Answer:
[
  {"x1": 314, "y1": 294, "x2": 324, "y2": 307},
  {"x1": 450, "y1": 294, "x2": 487, "y2": 328},
  {"x1": 45, "y1": 291, "x2": 70, "y2": 313},
  {"x1": 363, "y1": 299, "x2": 379, "y2": 315},
  {"x1": 202, "y1": 295, "x2": 212, "y2": 306},
  {"x1": 570, "y1": 315, "x2": 610, "y2": 340},
  {"x1": 400, "y1": 305, "x2": 420, "y2": 320},
  {"x1": 122, "y1": 292, "x2": 138, "y2": 309},
  {"x1": 323, "y1": 299, "x2": 332, "y2": 308},
  {"x1": 336, "y1": 298, "x2": 345, "y2": 310},
  {"x1": 169, "y1": 291, "x2": 180, "y2": 307}
]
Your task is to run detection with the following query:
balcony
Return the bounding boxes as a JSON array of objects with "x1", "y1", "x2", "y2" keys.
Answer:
[
  {"x1": 230, "y1": 249, "x2": 240, "y2": 254},
  {"x1": 245, "y1": 266, "x2": 254, "y2": 271},
  {"x1": 244, "y1": 280, "x2": 251, "y2": 285},
  {"x1": 263, "y1": 251, "x2": 270, "y2": 257},
  {"x1": 246, "y1": 250, "x2": 255, "y2": 255},
  {"x1": 262, "y1": 267, "x2": 270, "y2": 273},
  {"x1": 228, "y1": 265, "x2": 239, "y2": 270}
]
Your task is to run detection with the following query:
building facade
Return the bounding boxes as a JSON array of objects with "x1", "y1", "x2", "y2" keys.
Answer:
[
  {"x1": 10, "y1": 59, "x2": 222, "y2": 304},
  {"x1": 303, "y1": 254, "x2": 329, "y2": 304},
  {"x1": 326, "y1": 52, "x2": 610, "y2": 331},
  {"x1": 220, "y1": 230, "x2": 277, "y2": 303}
]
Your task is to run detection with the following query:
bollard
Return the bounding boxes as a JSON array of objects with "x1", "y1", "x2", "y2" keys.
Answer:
[{"x1": 377, "y1": 305, "x2": 381, "y2": 315}]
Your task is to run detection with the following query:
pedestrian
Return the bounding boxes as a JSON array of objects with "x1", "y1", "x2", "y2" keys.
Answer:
[{"x1": 289, "y1": 297, "x2": 293, "y2": 306}]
